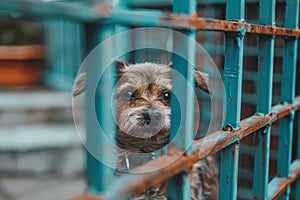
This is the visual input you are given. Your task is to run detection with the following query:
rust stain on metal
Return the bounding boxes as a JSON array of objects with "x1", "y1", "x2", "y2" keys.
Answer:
[
  {"x1": 222, "y1": 125, "x2": 232, "y2": 132},
  {"x1": 159, "y1": 13, "x2": 300, "y2": 37},
  {"x1": 188, "y1": 16, "x2": 241, "y2": 32},
  {"x1": 231, "y1": 150, "x2": 235, "y2": 157},
  {"x1": 159, "y1": 13, "x2": 189, "y2": 28},
  {"x1": 255, "y1": 136, "x2": 260, "y2": 147},
  {"x1": 95, "y1": 1, "x2": 113, "y2": 16},
  {"x1": 70, "y1": 191, "x2": 104, "y2": 200}
]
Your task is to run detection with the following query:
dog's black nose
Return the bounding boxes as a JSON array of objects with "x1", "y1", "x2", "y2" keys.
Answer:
[
  {"x1": 143, "y1": 110, "x2": 151, "y2": 125},
  {"x1": 143, "y1": 109, "x2": 161, "y2": 125}
]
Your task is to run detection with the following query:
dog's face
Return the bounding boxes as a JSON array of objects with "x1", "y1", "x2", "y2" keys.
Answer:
[
  {"x1": 114, "y1": 61, "x2": 210, "y2": 152},
  {"x1": 116, "y1": 61, "x2": 172, "y2": 139},
  {"x1": 73, "y1": 60, "x2": 210, "y2": 152}
]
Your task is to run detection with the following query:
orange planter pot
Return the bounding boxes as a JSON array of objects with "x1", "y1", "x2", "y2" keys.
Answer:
[{"x1": 0, "y1": 45, "x2": 45, "y2": 88}]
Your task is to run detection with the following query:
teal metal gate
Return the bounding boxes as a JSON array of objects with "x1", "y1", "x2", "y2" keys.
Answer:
[{"x1": 1, "y1": 0, "x2": 300, "y2": 199}]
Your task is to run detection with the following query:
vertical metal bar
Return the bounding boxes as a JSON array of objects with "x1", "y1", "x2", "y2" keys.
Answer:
[
  {"x1": 200, "y1": 7, "x2": 215, "y2": 134},
  {"x1": 223, "y1": 3, "x2": 245, "y2": 129},
  {"x1": 253, "y1": 0, "x2": 275, "y2": 199},
  {"x1": 220, "y1": 1, "x2": 245, "y2": 199},
  {"x1": 278, "y1": 0, "x2": 299, "y2": 199},
  {"x1": 297, "y1": 110, "x2": 300, "y2": 200},
  {"x1": 84, "y1": 0, "x2": 130, "y2": 195},
  {"x1": 64, "y1": 21, "x2": 71, "y2": 82},
  {"x1": 64, "y1": 21, "x2": 78, "y2": 87},
  {"x1": 65, "y1": 22, "x2": 82, "y2": 79},
  {"x1": 44, "y1": 20, "x2": 83, "y2": 90},
  {"x1": 167, "y1": 0, "x2": 196, "y2": 199},
  {"x1": 226, "y1": 0, "x2": 244, "y2": 20},
  {"x1": 73, "y1": 22, "x2": 84, "y2": 77},
  {"x1": 85, "y1": 24, "x2": 116, "y2": 193},
  {"x1": 44, "y1": 20, "x2": 65, "y2": 89},
  {"x1": 220, "y1": 142, "x2": 240, "y2": 198},
  {"x1": 170, "y1": 31, "x2": 196, "y2": 151},
  {"x1": 114, "y1": 0, "x2": 130, "y2": 60}
]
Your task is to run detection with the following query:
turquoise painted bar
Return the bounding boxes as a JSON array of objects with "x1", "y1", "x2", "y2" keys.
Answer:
[
  {"x1": 85, "y1": 25, "x2": 117, "y2": 193},
  {"x1": 220, "y1": 0, "x2": 245, "y2": 199},
  {"x1": 253, "y1": 0, "x2": 275, "y2": 199},
  {"x1": 43, "y1": 20, "x2": 83, "y2": 91},
  {"x1": 278, "y1": 0, "x2": 299, "y2": 199},
  {"x1": 297, "y1": 109, "x2": 300, "y2": 200},
  {"x1": 167, "y1": 1, "x2": 197, "y2": 199}
]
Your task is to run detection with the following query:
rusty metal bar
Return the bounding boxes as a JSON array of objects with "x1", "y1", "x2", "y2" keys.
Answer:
[
  {"x1": 129, "y1": 0, "x2": 287, "y2": 6},
  {"x1": 267, "y1": 159, "x2": 300, "y2": 200},
  {"x1": 113, "y1": 13, "x2": 300, "y2": 37},
  {"x1": 1, "y1": 1, "x2": 300, "y2": 37},
  {"x1": 159, "y1": 16, "x2": 300, "y2": 37},
  {"x1": 90, "y1": 96, "x2": 300, "y2": 199}
]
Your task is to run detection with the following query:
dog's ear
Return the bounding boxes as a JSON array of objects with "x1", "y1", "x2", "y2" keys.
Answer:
[
  {"x1": 73, "y1": 73, "x2": 86, "y2": 97},
  {"x1": 195, "y1": 71, "x2": 211, "y2": 94},
  {"x1": 116, "y1": 59, "x2": 126, "y2": 72},
  {"x1": 167, "y1": 61, "x2": 173, "y2": 67},
  {"x1": 168, "y1": 61, "x2": 210, "y2": 93}
]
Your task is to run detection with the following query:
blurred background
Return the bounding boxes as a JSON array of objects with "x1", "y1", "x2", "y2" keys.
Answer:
[{"x1": 0, "y1": 17, "x2": 85, "y2": 200}]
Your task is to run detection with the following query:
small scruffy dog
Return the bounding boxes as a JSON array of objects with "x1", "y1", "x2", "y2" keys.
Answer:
[{"x1": 74, "y1": 60, "x2": 219, "y2": 200}]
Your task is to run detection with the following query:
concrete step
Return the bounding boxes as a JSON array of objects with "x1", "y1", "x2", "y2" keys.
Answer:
[
  {"x1": 0, "y1": 88, "x2": 85, "y2": 177},
  {"x1": 0, "y1": 88, "x2": 82, "y2": 126},
  {"x1": 0, "y1": 123, "x2": 82, "y2": 151},
  {"x1": 0, "y1": 176, "x2": 84, "y2": 200},
  {"x1": 0, "y1": 88, "x2": 73, "y2": 111},
  {"x1": 0, "y1": 123, "x2": 84, "y2": 177}
]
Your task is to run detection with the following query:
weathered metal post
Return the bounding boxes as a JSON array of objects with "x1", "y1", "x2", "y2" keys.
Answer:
[
  {"x1": 278, "y1": 0, "x2": 299, "y2": 199},
  {"x1": 220, "y1": 0, "x2": 245, "y2": 199},
  {"x1": 85, "y1": 24, "x2": 117, "y2": 193},
  {"x1": 253, "y1": 0, "x2": 275, "y2": 199},
  {"x1": 167, "y1": 0, "x2": 197, "y2": 199}
]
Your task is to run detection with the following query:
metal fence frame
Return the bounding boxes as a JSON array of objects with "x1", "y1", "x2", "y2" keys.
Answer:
[{"x1": 1, "y1": 0, "x2": 300, "y2": 199}]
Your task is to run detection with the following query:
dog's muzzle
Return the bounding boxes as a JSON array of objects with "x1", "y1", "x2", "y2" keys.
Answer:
[{"x1": 143, "y1": 108, "x2": 162, "y2": 126}]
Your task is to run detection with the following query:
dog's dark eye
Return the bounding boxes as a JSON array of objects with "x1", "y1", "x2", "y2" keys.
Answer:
[
  {"x1": 162, "y1": 91, "x2": 171, "y2": 102},
  {"x1": 122, "y1": 90, "x2": 135, "y2": 100}
]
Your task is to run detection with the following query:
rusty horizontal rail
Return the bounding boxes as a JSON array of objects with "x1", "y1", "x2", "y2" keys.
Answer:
[
  {"x1": 87, "y1": 95, "x2": 300, "y2": 199},
  {"x1": 1, "y1": 1, "x2": 300, "y2": 37},
  {"x1": 0, "y1": 0, "x2": 112, "y2": 21},
  {"x1": 129, "y1": 0, "x2": 287, "y2": 7},
  {"x1": 159, "y1": 15, "x2": 300, "y2": 36},
  {"x1": 267, "y1": 159, "x2": 300, "y2": 199}
]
